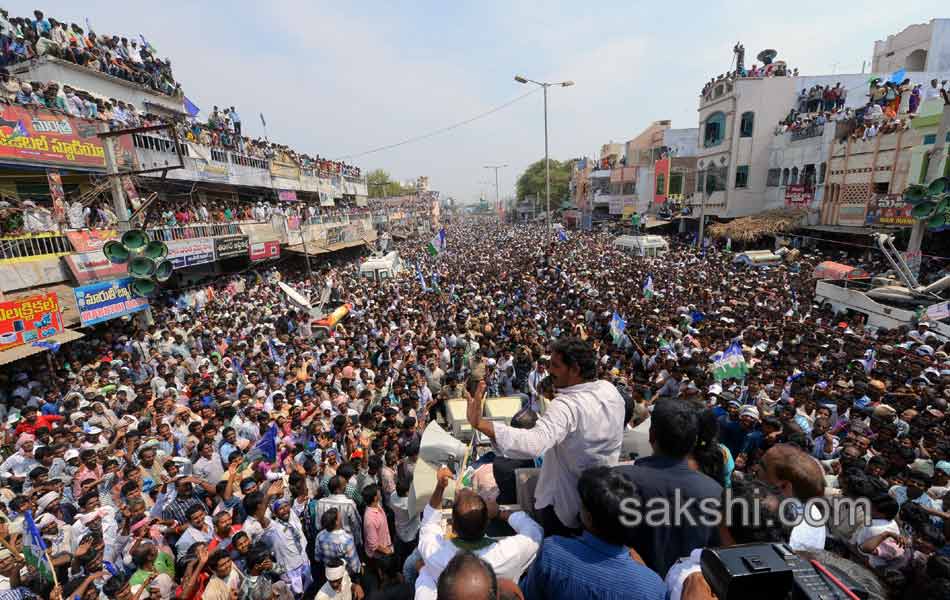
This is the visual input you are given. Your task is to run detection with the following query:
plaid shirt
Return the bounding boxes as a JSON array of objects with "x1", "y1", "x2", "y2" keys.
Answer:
[{"x1": 314, "y1": 528, "x2": 361, "y2": 574}]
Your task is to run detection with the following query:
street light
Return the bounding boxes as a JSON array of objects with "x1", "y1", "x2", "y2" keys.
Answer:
[
  {"x1": 483, "y1": 164, "x2": 508, "y2": 216},
  {"x1": 514, "y1": 74, "x2": 574, "y2": 235}
]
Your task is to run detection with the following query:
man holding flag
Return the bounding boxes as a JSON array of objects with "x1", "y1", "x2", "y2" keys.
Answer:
[
  {"x1": 426, "y1": 228, "x2": 447, "y2": 257},
  {"x1": 643, "y1": 274, "x2": 654, "y2": 299}
]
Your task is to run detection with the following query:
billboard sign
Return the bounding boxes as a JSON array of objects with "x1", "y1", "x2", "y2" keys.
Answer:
[
  {"x1": 166, "y1": 238, "x2": 215, "y2": 269},
  {"x1": 865, "y1": 194, "x2": 913, "y2": 226},
  {"x1": 249, "y1": 240, "x2": 281, "y2": 261},
  {"x1": 74, "y1": 278, "x2": 149, "y2": 326},
  {"x1": 214, "y1": 235, "x2": 249, "y2": 259},
  {"x1": 64, "y1": 250, "x2": 128, "y2": 283},
  {"x1": 0, "y1": 292, "x2": 63, "y2": 350},
  {"x1": 0, "y1": 105, "x2": 108, "y2": 169}
]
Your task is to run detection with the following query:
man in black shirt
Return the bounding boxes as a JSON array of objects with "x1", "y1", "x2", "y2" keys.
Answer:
[{"x1": 614, "y1": 399, "x2": 723, "y2": 577}]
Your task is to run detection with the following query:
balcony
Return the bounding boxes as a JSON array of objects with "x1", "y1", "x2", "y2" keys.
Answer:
[
  {"x1": 0, "y1": 232, "x2": 73, "y2": 262},
  {"x1": 790, "y1": 123, "x2": 825, "y2": 142}
]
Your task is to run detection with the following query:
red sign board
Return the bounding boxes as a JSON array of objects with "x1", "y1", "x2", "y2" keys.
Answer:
[
  {"x1": 0, "y1": 292, "x2": 63, "y2": 351},
  {"x1": 0, "y1": 105, "x2": 109, "y2": 169},
  {"x1": 249, "y1": 240, "x2": 281, "y2": 261},
  {"x1": 64, "y1": 251, "x2": 128, "y2": 283},
  {"x1": 65, "y1": 229, "x2": 118, "y2": 253},
  {"x1": 785, "y1": 184, "x2": 813, "y2": 207}
]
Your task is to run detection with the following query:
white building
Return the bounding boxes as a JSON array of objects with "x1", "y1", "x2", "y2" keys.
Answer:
[{"x1": 872, "y1": 19, "x2": 950, "y2": 73}]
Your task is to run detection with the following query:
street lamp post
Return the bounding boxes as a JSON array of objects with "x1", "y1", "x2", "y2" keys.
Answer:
[
  {"x1": 483, "y1": 164, "x2": 508, "y2": 216},
  {"x1": 514, "y1": 75, "x2": 573, "y2": 236}
]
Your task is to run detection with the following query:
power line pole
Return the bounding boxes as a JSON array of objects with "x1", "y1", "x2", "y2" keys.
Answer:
[{"x1": 483, "y1": 164, "x2": 508, "y2": 216}]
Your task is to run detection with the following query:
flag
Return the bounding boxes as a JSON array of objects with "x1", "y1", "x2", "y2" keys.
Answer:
[
  {"x1": 248, "y1": 424, "x2": 278, "y2": 463},
  {"x1": 889, "y1": 68, "x2": 906, "y2": 84},
  {"x1": 725, "y1": 238, "x2": 732, "y2": 252},
  {"x1": 643, "y1": 275, "x2": 654, "y2": 299},
  {"x1": 690, "y1": 310, "x2": 705, "y2": 325},
  {"x1": 426, "y1": 228, "x2": 446, "y2": 257},
  {"x1": 416, "y1": 265, "x2": 428, "y2": 291},
  {"x1": 860, "y1": 349, "x2": 877, "y2": 374},
  {"x1": 22, "y1": 511, "x2": 54, "y2": 582},
  {"x1": 557, "y1": 229, "x2": 569, "y2": 242},
  {"x1": 713, "y1": 342, "x2": 749, "y2": 381},
  {"x1": 431, "y1": 272, "x2": 441, "y2": 294},
  {"x1": 260, "y1": 112, "x2": 267, "y2": 128},
  {"x1": 85, "y1": 17, "x2": 93, "y2": 33},
  {"x1": 139, "y1": 34, "x2": 155, "y2": 53},
  {"x1": 610, "y1": 312, "x2": 626, "y2": 345},
  {"x1": 658, "y1": 336, "x2": 675, "y2": 356},
  {"x1": 183, "y1": 96, "x2": 200, "y2": 117},
  {"x1": 31, "y1": 340, "x2": 60, "y2": 353}
]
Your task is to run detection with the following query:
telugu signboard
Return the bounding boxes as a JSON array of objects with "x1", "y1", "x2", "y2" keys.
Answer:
[
  {"x1": 166, "y1": 238, "x2": 215, "y2": 269},
  {"x1": 249, "y1": 241, "x2": 281, "y2": 261},
  {"x1": 64, "y1": 250, "x2": 129, "y2": 284},
  {"x1": 214, "y1": 235, "x2": 249, "y2": 259},
  {"x1": 0, "y1": 292, "x2": 63, "y2": 351},
  {"x1": 74, "y1": 278, "x2": 148, "y2": 327},
  {"x1": 785, "y1": 184, "x2": 813, "y2": 207},
  {"x1": 0, "y1": 105, "x2": 108, "y2": 170},
  {"x1": 865, "y1": 194, "x2": 913, "y2": 226},
  {"x1": 277, "y1": 190, "x2": 297, "y2": 202},
  {"x1": 65, "y1": 229, "x2": 117, "y2": 253}
]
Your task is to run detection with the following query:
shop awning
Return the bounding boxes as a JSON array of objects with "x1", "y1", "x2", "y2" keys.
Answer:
[{"x1": 0, "y1": 328, "x2": 84, "y2": 366}]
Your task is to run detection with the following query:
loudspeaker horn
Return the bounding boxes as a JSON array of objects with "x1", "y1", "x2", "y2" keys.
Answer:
[
  {"x1": 928, "y1": 177, "x2": 949, "y2": 196},
  {"x1": 121, "y1": 229, "x2": 149, "y2": 253},
  {"x1": 130, "y1": 278, "x2": 158, "y2": 298},
  {"x1": 143, "y1": 240, "x2": 168, "y2": 261},
  {"x1": 154, "y1": 260, "x2": 174, "y2": 282},
  {"x1": 102, "y1": 240, "x2": 130, "y2": 264},
  {"x1": 129, "y1": 255, "x2": 157, "y2": 279},
  {"x1": 902, "y1": 184, "x2": 927, "y2": 205},
  {"x1": 418, "y1": 421, "x2": 469, "y2": 464}
]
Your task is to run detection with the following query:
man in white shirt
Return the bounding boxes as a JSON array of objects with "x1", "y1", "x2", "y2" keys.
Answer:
[
  {"x1": 193, "y1": 440, "x2": 224, "y2": 484},
  {"x1": 466, "y1": 337, "x2": 625, "y2": 536},
  {"x1": 415, "y1": 466, "x2": 542, "y2": 600}
]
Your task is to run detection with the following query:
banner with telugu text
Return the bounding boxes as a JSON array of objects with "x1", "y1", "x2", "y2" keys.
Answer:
[{"x1": 0, "y1": 105, "x2": 108, "y2": 170}]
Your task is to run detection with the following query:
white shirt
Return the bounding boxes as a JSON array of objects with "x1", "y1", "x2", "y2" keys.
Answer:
[
  {"x1": 851, "y1": 518, "x2": 901, "y2": 568},
  {"x1": 414, "y1": 505, "x2": 542, "y2": 600},
  {"x1": 316, "y1": 571, "x2": 352, "y2": 600},
  {"x1": 665, "y1": 548, "x2": 703, "y2": 600},
  {"x1": 493, "y1": 379, "x2": 625, "y2": 528}
]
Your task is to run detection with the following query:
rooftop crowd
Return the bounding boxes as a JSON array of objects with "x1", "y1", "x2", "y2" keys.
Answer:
[
  {"x1": 0, "y1": 219, "x2": 947, "y2": 599},
  {"x1": 0, "y1": 8, "x2": 179, "y2": 95},
  {"x1": 775, "y1": 78, "x2": 949, "y2": 142}
]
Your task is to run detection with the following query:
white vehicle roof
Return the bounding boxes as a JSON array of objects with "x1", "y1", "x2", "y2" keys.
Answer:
[{"x1": 613, "y1": 235, "x2": 669, "y2": 249}]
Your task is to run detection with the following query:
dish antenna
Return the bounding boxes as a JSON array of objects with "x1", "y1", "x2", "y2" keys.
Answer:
[{"x1": 757, "y1": 49, "x2": 778, "y2": 65}]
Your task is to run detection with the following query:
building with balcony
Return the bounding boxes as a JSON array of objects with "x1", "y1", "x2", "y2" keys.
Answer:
[
  {"x1": 872, "y1": 19, "x2": 950, "y2": 73},
  {"x1": 819, "y1": 123, "x2": 922, "y2": 228},
  {"x1": 764, "y1": 121, "x2": 837, "y2": 217},
  {"x1": 695, "y1": 70, "x2": 947, "y2": 220}
]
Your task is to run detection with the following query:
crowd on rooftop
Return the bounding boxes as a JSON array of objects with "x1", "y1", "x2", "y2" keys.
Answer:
[
  {"x1": 0, "y1": 8, "x2": 179, "y2": 95},
  {"x1": 1, "y1": 221, "x2": 949, "y2": 600}
]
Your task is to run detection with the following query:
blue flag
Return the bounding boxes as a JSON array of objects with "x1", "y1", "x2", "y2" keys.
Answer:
[
  {"x1": 690, "y1": 310, "x2": 705, "y2": 325},
  {"x1": 250, "y1": 424, "x2": 278, "y2": 463},
  {"x1": 416, "y1": 265, "x2": 428, "y2": 291},
  {"x1": 22, "y1": 511, "x2": 53, "y2": 582},
  {"x1": 183, "y1": 96, "x2": 200, "y2": 117},
  {"x1": 609, "y1": 312, "x2": 626, "y2": 345},
  {"x1": 557, "y1": 229, "x2": 569, "y2": 242},
  {"x1": 260, "y1": 112, "x2": 267, "y2": 128}
]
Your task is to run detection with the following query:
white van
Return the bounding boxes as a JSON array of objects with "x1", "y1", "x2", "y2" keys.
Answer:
[
  {"x1": 360, "y1": 251, "x2": 404, "y2": 282},
  {"x1": 613, "y1": 235, "x2": 669, "y2": 257}
]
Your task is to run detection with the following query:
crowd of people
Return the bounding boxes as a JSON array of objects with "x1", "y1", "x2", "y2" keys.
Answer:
[
  {"x1": 776, "y1": 78, "x2": 950, "y2": 142},
  {"x1": 700, "y1": 61, "x2": 798, "y2": 100},
  {"x1": 0, "y1": 8, "x2": 179, "y2": 95},
  {"x1": 0, "y1": 219, "x2": 947, "y2": 600}
]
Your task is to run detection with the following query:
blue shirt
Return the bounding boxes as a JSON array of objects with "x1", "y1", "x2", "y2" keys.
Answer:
[{"x1": 521, "y1": 532, "x2": 666, "y2": 600}]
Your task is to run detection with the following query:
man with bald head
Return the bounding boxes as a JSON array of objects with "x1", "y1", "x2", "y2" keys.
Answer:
[
  {"x1": 415, "y1": 467, "x2": 542, "y2": 600},
  {"x1": 437, "y1": 552, "x2": 497, "y2": 600}
]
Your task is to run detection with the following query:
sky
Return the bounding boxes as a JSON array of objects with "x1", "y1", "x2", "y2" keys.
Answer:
[{"x1": 11, "y1": 1, "x2": 943, "y2": 203}]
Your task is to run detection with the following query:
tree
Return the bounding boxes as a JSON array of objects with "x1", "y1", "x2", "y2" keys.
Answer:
[
  {"x1": 515, "y1": 159, "x2": 572, "y2": 208},
  {"x1": 366, "y1": 169, "x2": 415, "y2": 198}
]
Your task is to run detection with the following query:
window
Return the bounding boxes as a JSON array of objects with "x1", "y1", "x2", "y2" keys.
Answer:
[
  {"x1": 656, "y1": 174, "x2": 666, "y2": 194},
  {"x1": 697, "y1": 172, "x2": 705, "y2": 193},
  {"x1": 873, "y1": 182, "x2": 889, "y2": 194},
  {"x1": 782, "y1": 168, "x2": 789, "y2": 186},
  {"x1": 767, "y1": 168, "x2": 781, "y2": 187},
  {"x1": 668, "y1": 173, "x2": 683, "y2": 196},
  {"x1": 791, "y1": 167, "x2": 799, "y2": 185},
  {"x1": 703, "y1": 112, "x2": 726, "y2": 147},
  {"x1": 819, "y1": 162, "x2": 826, "y2": 184},
  {"x1": 622, "y1": 182, "x2": 636, "y2": 195},
  {"x1": 735, "y1": 166, "x2": 749, "y2": 188},
  {"x1": 740, "y1": 112, "x2": 754, "y2": 137}
]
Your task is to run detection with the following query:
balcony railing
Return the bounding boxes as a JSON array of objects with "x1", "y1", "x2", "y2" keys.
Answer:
[
  {"x1": 146, "y1": 222, "x2": 243, "y2": 241},
  {"x1": 133, "y1": 133, "x2": 186, "y2": 155},
  {"x1": 790, "y1": 124, "x2": 825, "y2": 142},
  {"x1": 0, "y1": 232, "x2": 73, "y2": 262}
]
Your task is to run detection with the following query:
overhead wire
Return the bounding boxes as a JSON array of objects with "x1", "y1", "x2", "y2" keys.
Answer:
[{"x1": 333, "y1": 88, "x2": 541, "y2": 161}]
